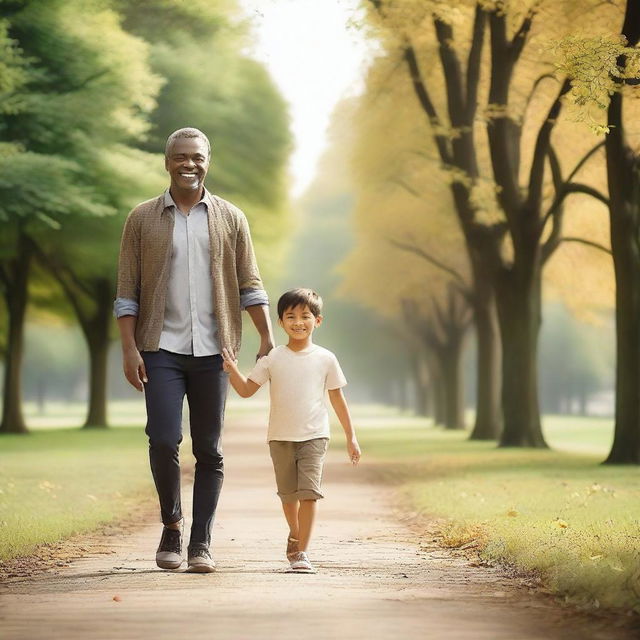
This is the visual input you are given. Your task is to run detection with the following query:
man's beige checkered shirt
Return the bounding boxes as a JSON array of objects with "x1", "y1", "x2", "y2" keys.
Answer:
[{"x1": 116, "y1": 191, "x2": 265, "y2": 353}]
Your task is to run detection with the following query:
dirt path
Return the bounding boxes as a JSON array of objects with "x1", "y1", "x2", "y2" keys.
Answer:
[{"x1": 1, "y1": 411, "x2": 635, "y2": 640}]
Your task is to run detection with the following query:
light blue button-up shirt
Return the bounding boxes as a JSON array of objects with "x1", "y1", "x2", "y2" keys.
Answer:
[{"x1": 114, "y1": 189, "x2": 268, "y2": 356}]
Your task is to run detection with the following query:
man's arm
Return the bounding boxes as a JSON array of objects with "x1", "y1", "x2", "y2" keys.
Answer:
[
  {"x1": 115, "y1": 211, "x2": 145, "y2": 391},
  {"x1": 117, "y1": 315, "x2": 147, "y2": 392},
  {"x1": 328, "y1": 388, "x2": 361, "y2": 465},
  {"x1": 245, "y1": 304, "x2": 274, "y2": 358},
  {"x1": 234, "y1": 208, "x2": 273, "y2": 358}
]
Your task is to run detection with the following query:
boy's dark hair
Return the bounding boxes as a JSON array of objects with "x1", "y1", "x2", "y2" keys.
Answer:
[{"x1": 277, "y1": 288, "x2": 323, "y2": 319}]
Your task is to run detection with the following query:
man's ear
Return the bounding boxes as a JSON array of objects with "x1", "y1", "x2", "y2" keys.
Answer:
[{"x1": 164, "y1": 156, "x2": 169, "y2": 171}]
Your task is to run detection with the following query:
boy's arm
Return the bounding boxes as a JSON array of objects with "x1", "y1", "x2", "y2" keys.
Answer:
[
  {"x1": 328, "y1": 388, "x2": 361, "y2": 464},
  {"x1": 222, "y1": 348, "x2": 261, "y2": 398}
]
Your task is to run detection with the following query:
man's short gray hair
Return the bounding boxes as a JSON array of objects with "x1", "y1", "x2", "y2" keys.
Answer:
[{"x1": 165, "y1": 127, "x2": 211, "y2": 158}]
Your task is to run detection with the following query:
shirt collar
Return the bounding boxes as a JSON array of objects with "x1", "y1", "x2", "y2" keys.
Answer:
[{"x1": 163, "y1": 188, "x2": 210, "y2": 213}]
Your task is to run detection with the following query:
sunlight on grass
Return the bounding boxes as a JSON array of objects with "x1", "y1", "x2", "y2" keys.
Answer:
[
  {"x1": 0, "y1": 426, "x2": 154, "y2": 560},
  {"x1": 352, "y1": 407, "x2": 640, "y2": 613}
]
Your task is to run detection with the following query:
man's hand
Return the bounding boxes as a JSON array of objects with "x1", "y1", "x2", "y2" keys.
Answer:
[
  {"x1": 347, "y1": 437, "x2": 361, "y2": 466},
  {"x1": 256, "y1": 339, "x2": 274, "y2": 360},
  {"x1": 123, "y1": 347, "x2": 147, "y2": 392},
  {"x1": 221, "y1": 347, "x2": 239, "y2": 373}
]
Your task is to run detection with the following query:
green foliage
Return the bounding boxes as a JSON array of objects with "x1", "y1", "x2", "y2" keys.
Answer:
[
  {"x1": 115, "y1": 0, "x2": 238, "y2": 45},
  {"x1": 554, "y1": 34, "x2": 640, "y2": 133},
  {"x1": 5, "y1": 0, "x2": 161, "y2": 150},
  {"x1": 0, "y1": 18, "x2": 28, "y2": 114}
]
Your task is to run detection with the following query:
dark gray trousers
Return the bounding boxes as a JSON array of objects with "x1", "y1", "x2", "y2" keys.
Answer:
[{"x1": 141, "y1": 349, "x2": 228, "y2": 551}]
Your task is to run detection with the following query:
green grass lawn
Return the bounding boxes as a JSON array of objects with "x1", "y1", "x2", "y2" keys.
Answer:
[
  {"x1": 349, "y1": 407, "x2": 640, "y2": 613},
  {"x1": 0, "y1": 424, "x2": 155, "y2": 561}
]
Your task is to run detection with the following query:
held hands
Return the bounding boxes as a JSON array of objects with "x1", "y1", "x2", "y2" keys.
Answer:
[
  {"x1": 347, "y1": 437, "x2": 361, "y2": 466},
  {"x1": 221, "y1": 347, "x2": 239, "y2": 374}
]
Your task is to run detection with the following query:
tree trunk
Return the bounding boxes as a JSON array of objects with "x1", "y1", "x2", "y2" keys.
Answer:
[
  {"x1": 0, "y1": 236, "x2": 31, "y2": 434},
  {"x1": 82, "y1": 278, "x2": 112, "y2": 428},
  {"x1": 605, "y1": 116, "x2": 640, "y2": 461},
  {"x1": 469, "y1": 290, "x2": 502, "y2": 439},
  {"x1": 408, "y1": 346, "x2": 431, "y2": 417},
  {"x1": 440, "y1": 339, "x2": 466, "y2": 430},
  {"x1": 430, "y1": 359, "x2": 446, "y2": 426},
  {"x1": 603, "y1": 0, "x2": 640, "y2": 464},
  {"x1": 606, "y1": 242, "x2": 640, "y2": 461},
  {"x1": 495, "y1": 260, "x2": 548, "y2": 447}
]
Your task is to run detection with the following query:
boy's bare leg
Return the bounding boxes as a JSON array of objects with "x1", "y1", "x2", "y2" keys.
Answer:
[
  {"x1": 282, "y1": 501, "x2": 300, "y2": 539},
  {"x1": 297, "y1": 499, "x2": 317, "y2": 552}
]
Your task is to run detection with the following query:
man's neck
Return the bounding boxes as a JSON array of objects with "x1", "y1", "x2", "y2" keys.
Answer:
[{"x1": 170, "y1": 187, "x2": 204, "y2": 215}]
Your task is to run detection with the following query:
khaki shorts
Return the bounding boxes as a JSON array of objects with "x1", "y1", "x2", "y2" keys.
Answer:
[{"x1": 268, "y1": 438, "x2": 329, "y2": 503}]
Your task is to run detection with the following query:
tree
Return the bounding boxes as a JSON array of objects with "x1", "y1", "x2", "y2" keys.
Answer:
[
  {"x1": 364, "y1": 0, "x2": 617, "y2": 446},
  {"x1": 604, "y1": 1, "x2": 640, "y2": 463},
  {"x1": 0, "y1": 0, "x2": 161, "y2": 433},
  {"x1": 365, "y1": 0, "x2": 503, "y2": 440},
  {"x1": 557, "y1": 1, "x2": 640, "y2": 462}
]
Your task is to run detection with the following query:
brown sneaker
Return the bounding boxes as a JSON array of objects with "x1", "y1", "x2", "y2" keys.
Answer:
[
  {"x1": 156, "y1": 520, "x2": 183, "y2": 570},
  {"x1": 286, "y1": 536, "x2": 299, "y2": 561}
]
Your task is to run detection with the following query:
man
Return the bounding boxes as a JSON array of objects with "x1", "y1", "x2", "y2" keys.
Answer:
[{"x1": 115, "y1": 127, "x2": 274, "y2": 573}]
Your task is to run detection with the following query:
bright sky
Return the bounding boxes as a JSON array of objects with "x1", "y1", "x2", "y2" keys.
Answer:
[{"x1": 237, "y1": 0, "x2": 371, "y2": 197}]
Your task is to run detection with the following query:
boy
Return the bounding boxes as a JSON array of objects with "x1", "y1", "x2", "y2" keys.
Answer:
[{"x1": 221, "y1": 288, "x2": 361, "y2": 573}]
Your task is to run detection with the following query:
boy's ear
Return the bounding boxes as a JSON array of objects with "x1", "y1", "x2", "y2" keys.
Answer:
[{"x1": 315, "y1": 315, "x2": 323, "y2": 327}]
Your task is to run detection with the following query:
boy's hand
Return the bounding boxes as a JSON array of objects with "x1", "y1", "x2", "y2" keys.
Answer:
[
  {"x1": 221, "y1": 347, "x2": 239, "y2": 374},
  {"x1": 347, "y1": 437, "x2": 361, "y2": 466}
]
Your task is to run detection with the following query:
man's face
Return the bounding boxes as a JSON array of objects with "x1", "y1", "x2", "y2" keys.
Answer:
[{"x1": 165, "y1": 137, "x2": 210, "y2": 192}]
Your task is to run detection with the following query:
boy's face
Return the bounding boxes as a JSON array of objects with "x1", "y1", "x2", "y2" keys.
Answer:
[{"x1": 279, "y1": 304, "x2": 322, "y2": 342}]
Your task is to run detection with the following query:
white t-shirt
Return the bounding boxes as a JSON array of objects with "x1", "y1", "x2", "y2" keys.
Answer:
[{"x1": 247, "y1": 344, "x2": 347, "y2": 442}]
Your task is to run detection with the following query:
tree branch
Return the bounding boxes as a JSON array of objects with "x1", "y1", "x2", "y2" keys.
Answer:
[
  {"x1": 523, "y1": 73, "x2": 556, "y2": 119},
  {"x1": 541, "y1": 145, "x2": 565, "y2": 262},
  {"x1": 389, "y1": 237, "x2": 469, "y2": 291},
  {"x1": 558, "y1": 236, "x2": 612, "y2": 254},
  {"x1": 565, "y1": 141, "x2": 605, "y2": 184},
  {"x1": 403, "y1": 45, "x2": 453, "y2": 165},
  {"x1": 465, "y1": 5, "x2": 486, "y2": 123},
  {"x1": 510, "y1": 10, "x2": 535, "y2": 62},
  {"x1": 526, "y1": 78, "x2": 572, "y2": 216},
  {"x1": 390, "y1": 177, "x2": 424, "y2": 199},
  {"x1": 30, "y1": 241, "x2": 94, "y2": 329},
  {"x1": 434, "y1": 17, "x2": 466, "y2": 127},
  {"x1": 542, "y1": 182, "x2": 611, "y2": 225}
]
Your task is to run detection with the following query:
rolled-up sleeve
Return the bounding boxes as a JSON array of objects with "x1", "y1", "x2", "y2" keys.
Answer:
[
  {"x1": 113, "y1": 297, "x2": 139, "y2": 318},
  {"x1": 240, "y1": 288, "x2": 269, "y2": 310}
]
